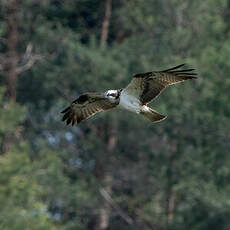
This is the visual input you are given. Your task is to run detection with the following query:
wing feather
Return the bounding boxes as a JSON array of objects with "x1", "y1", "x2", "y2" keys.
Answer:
[
  {"x1": 124, "y1": 64, "x2": 198, "y2": 105},
  {"x1": 61, "y1": 92, "x2": 118, "y2": 125}
]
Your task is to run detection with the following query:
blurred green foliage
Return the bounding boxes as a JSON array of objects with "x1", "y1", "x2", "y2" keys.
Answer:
[{"x1": 1, "y1": 0, "x2": 230, "y2": 229}]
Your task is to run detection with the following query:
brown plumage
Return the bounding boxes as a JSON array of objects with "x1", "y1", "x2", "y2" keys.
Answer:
[
  {"x1": 126, "y1": 63, "x2": 197, "y2": 105},
  {"x1": 61, "y1": 92, "x2": 119, "y2": 126}
]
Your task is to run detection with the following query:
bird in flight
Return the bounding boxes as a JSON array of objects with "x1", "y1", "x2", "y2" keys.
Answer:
[{"x1": 61, "y1": 64, "x2": 197, "y2": 126}]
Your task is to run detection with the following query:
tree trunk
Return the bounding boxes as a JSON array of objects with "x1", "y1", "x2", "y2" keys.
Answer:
[
  {"x1": 95, "y1": 120, "x2": 117, "y2": 230},
  {"x1": 100, "y1": 0, "x2": 112, "y2": 46},
  {"x1": 1, "y1": 0, "x2": 20, "y2": 154},
  {"x1": 165, "y1": 140, "x2": 177, "y2": 224},
  {"x1": 6, "y1": 0, "x2": 19, "y2": 102},
  {"x1": 166, "y1": 187, "x2": 175, "y2": 224},
  {"x1": 97, "y1": 175, "x2": 113, "y2": 230}
]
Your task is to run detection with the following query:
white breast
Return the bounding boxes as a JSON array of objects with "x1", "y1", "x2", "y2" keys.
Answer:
[{"x1": 119, "y1": 91, "x2": 141, "y2": 113}]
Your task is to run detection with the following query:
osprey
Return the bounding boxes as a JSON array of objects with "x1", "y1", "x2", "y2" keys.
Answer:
[{"x1": 61, "y1": 64, "x2": 197, "y2": 125}]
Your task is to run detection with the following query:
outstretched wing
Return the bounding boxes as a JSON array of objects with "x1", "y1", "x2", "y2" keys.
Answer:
[
  {"x1": 61, "y1": 92, "x2": 118, "y2": 125},
  {"x1": 123, "y1": 64, "x2": 198, "y2": 105}
]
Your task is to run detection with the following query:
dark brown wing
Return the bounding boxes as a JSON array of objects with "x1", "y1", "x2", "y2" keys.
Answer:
[
  {"x1": 61, "y1": 92, "x2": 118, "y2": 126},
  {"x1": 123, "y1": 64, "x2": 198, "y2": 105}
]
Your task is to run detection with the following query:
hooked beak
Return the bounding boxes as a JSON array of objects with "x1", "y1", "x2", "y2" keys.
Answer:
[{"x1": 116, "y1": 89, "x2": 122, "y2": 99}]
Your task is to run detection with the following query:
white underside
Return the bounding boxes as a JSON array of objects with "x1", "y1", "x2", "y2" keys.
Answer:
[{"x1": 119, "y1": 91, "x2": 142, "y2": 113}]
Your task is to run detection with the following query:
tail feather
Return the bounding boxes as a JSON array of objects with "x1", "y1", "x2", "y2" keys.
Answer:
[{"x1": 140, "y1": 107, "x2": 166, "y2": 123}]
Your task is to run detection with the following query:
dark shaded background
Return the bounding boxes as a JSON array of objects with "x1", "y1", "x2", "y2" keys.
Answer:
[{"x1": 1, "y1": 0, "x2": 230, "y2": 229}]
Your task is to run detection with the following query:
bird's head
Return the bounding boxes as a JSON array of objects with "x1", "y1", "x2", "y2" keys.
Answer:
[{"x1": 104, "y1": 89, "x2": 121, "y2": 101}]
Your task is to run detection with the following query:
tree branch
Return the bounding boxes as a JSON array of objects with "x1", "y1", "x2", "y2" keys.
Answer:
[
  {"x1": 99, "y1": 187, "x2": 133, "y2": 225},
  {"x1": 15, "y1": 43, "x2": 43, "y2": 74},
  {"x1": 100, "y1": 0, "x2": 112, "y2": 46},
  {"x1": 16, "y1": 54, "x2": 42, "y2": 74}
]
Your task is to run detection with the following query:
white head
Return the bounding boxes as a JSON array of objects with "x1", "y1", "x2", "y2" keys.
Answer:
[{"x1": 104, "y1": 90, "x2": 120, "y2": 101}]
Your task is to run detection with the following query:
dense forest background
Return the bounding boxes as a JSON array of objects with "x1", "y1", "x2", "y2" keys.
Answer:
[{"x1": 1, "y1": 0, "x2": 230, "y2": 229}]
